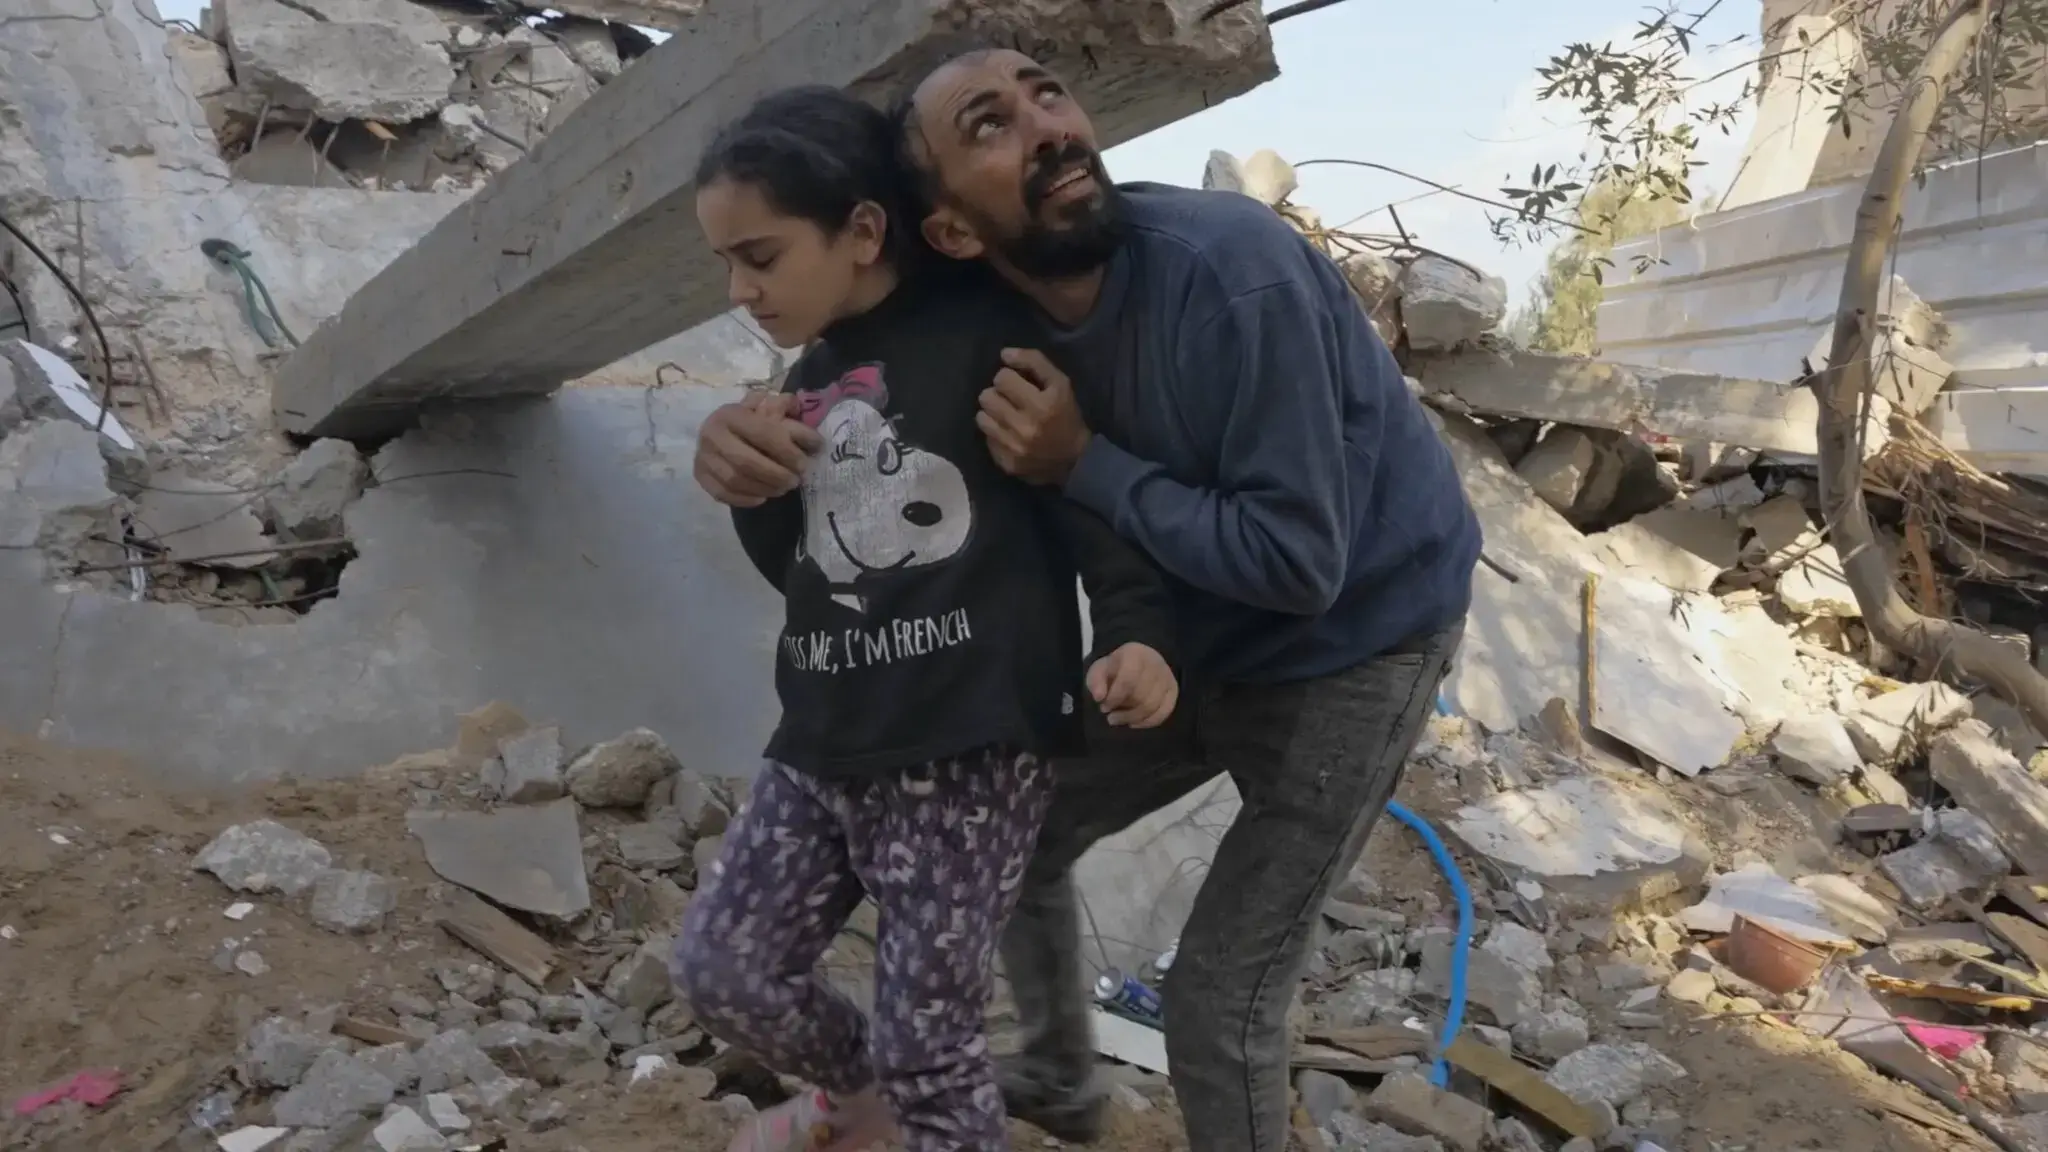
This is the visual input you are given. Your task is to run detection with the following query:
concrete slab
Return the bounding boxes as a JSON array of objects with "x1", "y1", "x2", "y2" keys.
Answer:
[{"x1": 272, "y1": 0, "x2": 1278, "y2": 439}]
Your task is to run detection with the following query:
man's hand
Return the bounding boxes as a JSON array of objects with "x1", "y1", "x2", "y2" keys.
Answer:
[
  {"x1": 694, "y1": 392, "x2": 822, "y2": 508},
  {"x1": 1085, "y1": 643, "x2": 1178, "y2": 729},
  {"x1": 977, "y1": 348, "x2": 1092, "y2": 485}
]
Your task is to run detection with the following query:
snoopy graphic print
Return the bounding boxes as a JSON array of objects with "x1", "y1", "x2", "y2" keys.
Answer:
[{"x1": 792, "y1": 364, "x2": 974, "y2": 614}]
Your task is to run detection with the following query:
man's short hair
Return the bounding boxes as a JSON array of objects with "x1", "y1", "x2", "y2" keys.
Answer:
[{"x1": 886, "y1": 33, "x2": 1009, "y2": 213}]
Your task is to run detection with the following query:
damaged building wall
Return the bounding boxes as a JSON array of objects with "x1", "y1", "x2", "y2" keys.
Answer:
[
  {"x1": 0, "y1": 386, "x2": 786, "y2": 787},
  {"x1": 1601, "y1": 140, "x2": 2048, "y2": 476},
  {"x1": 0, "y1": 0, "x2": 776, "y2": 483}
]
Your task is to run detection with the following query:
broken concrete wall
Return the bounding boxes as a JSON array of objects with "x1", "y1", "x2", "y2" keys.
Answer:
[{"x1": 0, "y1": 386, "x2": 784, "y2": 787}]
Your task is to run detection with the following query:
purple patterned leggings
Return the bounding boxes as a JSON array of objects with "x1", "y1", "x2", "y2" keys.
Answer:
[{"x1": 672, "y1": 747, "x2": 1052, "y2": 1152}]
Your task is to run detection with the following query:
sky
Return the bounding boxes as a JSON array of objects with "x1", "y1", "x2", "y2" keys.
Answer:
[{"x1": 159, "y1": 0, "x2": 1761, "y2": 301}]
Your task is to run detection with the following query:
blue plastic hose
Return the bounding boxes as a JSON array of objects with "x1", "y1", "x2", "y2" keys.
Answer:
[{"x1": 1378, "y1": 689, "x2": 1473, "y2": 1089}]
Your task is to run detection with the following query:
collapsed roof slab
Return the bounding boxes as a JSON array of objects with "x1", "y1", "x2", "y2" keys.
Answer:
[{"x1": 272, "y1": 0, "x2": 1277, "y2": 439}]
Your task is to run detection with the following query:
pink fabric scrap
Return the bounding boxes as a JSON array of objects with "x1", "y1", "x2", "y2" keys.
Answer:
[
  {"x1": 11, "y1": 1068, "x2": 122, "y2": 1116},
  {"x1": 1902, "y1": 1021, "x2": 1982, "y2": 1061}
]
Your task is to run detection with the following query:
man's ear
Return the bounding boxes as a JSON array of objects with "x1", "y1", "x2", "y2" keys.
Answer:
[
  {"x1": 920, "y1": 206, "x2": 985, "y2": 261},
  {"x1": 847, "y1": 200, "x2": 889, "y2": 266}
]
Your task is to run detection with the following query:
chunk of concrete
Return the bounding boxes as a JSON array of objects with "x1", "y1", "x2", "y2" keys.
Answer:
[
  {"x1": 603, "y1": 935, "x2": 677, "y2": 1013},
  {"x1": 566, "y1": 728, "x2": 681, "y2": 808},
  {"x1": 372, "y1": 1106, "x2": 450, "y2": 1151},
  {"x1": 270, "y1": 0, "x2": 1276, "y2": 437},
  {"x1": 1449, "y1": 776, "x2": 1687, "y2": 879},
  {"x1": 1931, "y1": 720, "x2": 2048, "y2": 877},
  {"x1": 482, "y1": 725, "x2": 566, "y2": 803},
  {"x1": 1846, "y1": 682, "x2": 1972, "y2": 763},
  {"x1": 406, "y1": 799, "x2": 590, "y2": 917},
  {"x1": 1677, "y1": 862, "x2": 1854, "y2": 947},
  {"x1": 261, "y1": 438, "x2": 370, "y2": 545},
  {"x1": 1364, "y1": 1071, "x2": 1487, "y2": 1152},
  {"x1": 243, "y1": 1016, "x2": 348, "y2": 1088},
  {"x1": 1544, "y1": 1042, "x2": 1686, "y2": 1109},
  {"x1": 1591, "y1": 506, "x2": 1742, "y2": 594},
  {"x1": 194, "y1": 820, "x2": 334, "y2": 896},
  {"x1": 225, "y1": 0, "x2": 455, "y2": 123},
  {"x1": 1778, "y1": 542, "x2": 1862, "y2": 618},
  {"x1": 1512, "y1": 1005, "x2": 1590, "y2": 1061},
  {"x1": 1589, "y1": 575, "x2": 1746, "y2": 775},
  {"x1": 309, "y1": 868, "x2": 397, "y2": 933},
  {"x1": 414, "y1": 1029, "x2": 506, "y2": 1094},
  {"x1": 1770, "y1": 714, "x2": 1862, "y2": 786},
  {"x1": 1419, "y1": 931, "x2": 1540, "y2": 1027},
  {"x1": 1399, "y1": 255, "x2": 1505, "y2": 351},
  {"x1": 1515, "y1": 427, "x2": 1597, "y2": 513},
  {"x1": 233, "y1": 131, "x2": 357, "y2": 189},
  {"x1": 1336, "y1": 249, "x2": 1402, "y2": 345},
  {"x1": 1739, "y1": 494, "x2": 1819, "y2": 574},
  {"x1": 271, "y1": 1049, "x2": 398, "y2": 1127},
  {"x1": 1879, "y1": 833, "x2": 2004, "y2": 912},
  {"x1": 615, "y1": 823, "x2": 687, "y2": 871},
  {"x1": 1237, "y1": 148, "x2": 1298, "y2": 206}
]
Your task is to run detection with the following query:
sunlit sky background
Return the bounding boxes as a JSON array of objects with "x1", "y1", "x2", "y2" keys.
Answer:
[{"x1": 155, "y1": 0, "x2": 1763, "y2": 302}]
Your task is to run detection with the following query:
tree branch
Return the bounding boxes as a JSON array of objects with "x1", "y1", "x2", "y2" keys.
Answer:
[{"x1": 1817, "y1": 0, "x2": 2048, "y2": 740}]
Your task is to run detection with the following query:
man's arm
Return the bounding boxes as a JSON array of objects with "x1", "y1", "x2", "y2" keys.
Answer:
[{"x1": 1064, "y1": 280, "x2": 1362, "y2": 615}]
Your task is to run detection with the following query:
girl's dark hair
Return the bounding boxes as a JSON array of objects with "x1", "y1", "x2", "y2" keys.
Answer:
[{"x1": 694, "y1": 86, "x2": 927, "y2": 272}]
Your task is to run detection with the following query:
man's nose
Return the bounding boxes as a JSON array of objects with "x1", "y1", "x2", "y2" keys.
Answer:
[{"x1": 1017, "y1": 101, "x2": 1070, "y2": 158}]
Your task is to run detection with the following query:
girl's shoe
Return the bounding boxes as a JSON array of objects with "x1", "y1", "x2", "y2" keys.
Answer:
[{"x1": 728, "y1": 1087, "x2": 896, "y2": 1152}]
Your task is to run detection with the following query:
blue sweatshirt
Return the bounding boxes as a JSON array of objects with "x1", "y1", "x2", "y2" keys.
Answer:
[{"x1": 1043, "y1": 182, "x2": 1483, "y2": 687}]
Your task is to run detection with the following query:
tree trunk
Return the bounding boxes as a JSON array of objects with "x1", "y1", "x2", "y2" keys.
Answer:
[{"x1": 1818, "y1": 0, "x2": 2048, "y2": 740}]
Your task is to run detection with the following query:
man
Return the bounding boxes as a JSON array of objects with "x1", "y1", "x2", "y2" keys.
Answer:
[{"x1": 692, "y1": 46, "x2": 1482, "y2": 1152}]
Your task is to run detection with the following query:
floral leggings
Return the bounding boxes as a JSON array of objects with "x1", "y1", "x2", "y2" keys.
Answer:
[{"x1": 672, "y1": 747, "x2": 1052, "y2": 1152}]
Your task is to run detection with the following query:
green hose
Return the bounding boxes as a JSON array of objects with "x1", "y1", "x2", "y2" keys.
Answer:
[{"x1": 201, "y1": 239, "x2": 299, "y2": 348}]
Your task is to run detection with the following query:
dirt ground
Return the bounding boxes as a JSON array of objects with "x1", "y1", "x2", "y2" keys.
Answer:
[
  {"x1": 0, "y1": 726, "x2": 2002, "y2": 1152},
  {"x1": 0, "y1": 728, "x2": 1195, "y2": 1152}
]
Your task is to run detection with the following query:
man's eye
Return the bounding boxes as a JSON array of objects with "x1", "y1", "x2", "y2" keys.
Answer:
[{"x1": 972, "y1": 116, "x2": 1004, "y2": 139}]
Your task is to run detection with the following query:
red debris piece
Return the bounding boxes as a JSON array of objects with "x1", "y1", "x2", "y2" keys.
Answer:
[{"x1": 11, "y1": 1068, "x2": 122, "y2": 1117}]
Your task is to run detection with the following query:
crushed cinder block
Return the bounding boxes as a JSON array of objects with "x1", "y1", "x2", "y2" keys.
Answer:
[
  {"x1": 1399, "y1": 255, "x2": 1505, "y2": 351},
  {"x1": 1931, "y1": 720, "x2": 2048, "y2": 876},
  {"x1": 1364, "y1": 1071, "x2": 1488, "y2": 1152}
]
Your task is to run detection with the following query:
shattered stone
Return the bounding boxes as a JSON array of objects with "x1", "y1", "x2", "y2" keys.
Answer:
[
  {"x1": 1512, "y1": 1005, "x2": 1590, "y2": 1062},
  {"x1": 1316, "y1": 968, "x2": 1417, "y2": 1028},
  {"x1": 1778, "y1": 543, "x2": 1861, "y2": 618},
  {"x1": 1931, "y1": 720, "x2": 2048, "y2": 877},
  {"x1": 356, "y1": 1044, "x2": 419, "y2": 1093},
  {"x1": 1399, "y1": 256, "x2": 1505, "y2": 351},
  {"x1": 1328, "y1": 1113, "x2": 1444, "y2": 1152},
  {"x1": 407, "y1": 799, "x2": 591, "y2": 918},
  {"x1": 603, "y1": 935, "x2": 677, "y2": 1014},
  {"x1": 1293, "y1": 1069, "x2": 1355, "y2": 1130},
  {"x1": 615, "y1": 823, "x2": 687, "y2": 871},
  {"x1": 389, "y1": 989, "x2": 438, "y2": 1018},
  {"x1": 271, "y1": 1049, "x2": 398, "y2": 1128},
  {"x1": 1845, "y1": 682, "x2": 1972, "y2": 763},
  {"x1": 308, "y1": 869, "x2": 396, "y2": 933},
  {"x1": 1877, "y1": 836, "x2": 1998, "y2": 911},
  {"x1": 424, "y1": 1092, "x2": 470, "y2": 1132},
  {"x1": 371, "y1": 1106, "x2": 449, "y2": 1152},
  {"x1": 566, "y1": 728, "x2": 682, "y2": 808},
  {"x1": 243, "y1": 1016, "x2": 347, "y2": 1089},
  {"x1": 1664, "y1": 969, "x2": 1715, "y2": 1005},
  {"x1": 1337, "y1": 250, "x2": 1403, "y2": 344},
  {"x1": 1934, "y1": 808, "x2": 2012, "y2": 876},
  {"x1": 194, "y1": 821, "x2": 334, "y2": 896},
  {"x1": 1419, "y1": 931, "x2": 1539, "y2": 1027},
  {"x1": 1202, "y1": 149, "x2": 1247, "y2": 194},
  {"x1": 474, "y1": 1022, "x2": 587, "y2": 1085},
  {"x1": 1770, "y1": 714, "x2": 1861, "y2": 786},
  {"x1": 483, "y1": 725, "x2": 566, "y2": 803},
  {"x1": 545, "y1": 18, "x2": 622, "y2": 80},
  {"x1": 1364, "y1": 1071, "x2": 1487, "y2": 1152},
  {"x1": 1490, "y1": 1118, "x2": 1545, "y2": 1152},
  {"x1": 1544, "y1": 1042, "x2": 1686, "y2": 1108},
  {"x1": 525, "y1": 1098, "x2": 572, "y2": 1131},
  {"x1": 134, "y1": 468, "x2": 277, "y2": 567},
  {"x1": 227, "y1": 3, "x2": 455, "y2": 125},
  {"x1": 1739, "y1": 494, "x2": 1818, "y2": 574},
  {"x1": 414, "y1": 1029, "x2": 505, "y2": 1094},
  {"x1": 1515, "y1": 427, "x2": 1597, "y2": 513},
  {"x1": 260, "y1": 437, "x2": 371, "y2": 546},
  {"x1": 665, "y1": 771, "x2": 733, "y2": 839}
]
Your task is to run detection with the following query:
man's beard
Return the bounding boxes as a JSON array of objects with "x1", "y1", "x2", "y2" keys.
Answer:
[{"x1": 993, "y1": 145, "x2": 1128, "y2": 279}]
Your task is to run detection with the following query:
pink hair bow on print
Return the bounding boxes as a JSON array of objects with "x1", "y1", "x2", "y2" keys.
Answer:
[{"x1": 792, "y1": 364, "x2": 889, "y2": 428}]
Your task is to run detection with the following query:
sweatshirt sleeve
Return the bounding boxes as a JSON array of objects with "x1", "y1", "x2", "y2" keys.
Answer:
[
  {"x1": 1063, "y1": 279, "x2": 1360, "y2": 615},
  {"x1": 1039, "y1": 493, "x2": 1177, "y2": 666},
  {"x1": 730, "y1": 496, "x2": 802, "y2": 593}
]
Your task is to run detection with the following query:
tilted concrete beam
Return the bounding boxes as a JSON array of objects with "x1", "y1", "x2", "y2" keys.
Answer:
[{"x1": 272, "y1": 0, "x2": 1277, "y2": 439}]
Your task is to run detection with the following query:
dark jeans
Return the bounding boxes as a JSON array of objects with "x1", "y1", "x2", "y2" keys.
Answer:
[{"x1": 1000, "y1": 621, "x2": 1463, "y2": 1152}]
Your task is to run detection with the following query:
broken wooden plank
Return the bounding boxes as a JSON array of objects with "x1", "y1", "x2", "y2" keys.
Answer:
[
  {"x1": 1290, "y1": 1043, "x2": 1405, "y2": 1077},
  {"x1": 434, "y1": 887, "x2": 559, "y2": 987},
  {"x1": 1988, "y1": 911, "x2": 2048, "y2": 975},
  {"x1": 1302, "y1": 1024, "x2": 1434, "y2": 1062},
  {"x1": 1441, "y1": 1035, "x2": 1607, "y2": 1139}
]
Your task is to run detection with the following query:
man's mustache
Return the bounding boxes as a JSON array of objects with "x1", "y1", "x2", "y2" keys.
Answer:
[{"x1": 1023, "y1": 145, "x2": 1102, "y2": 211}]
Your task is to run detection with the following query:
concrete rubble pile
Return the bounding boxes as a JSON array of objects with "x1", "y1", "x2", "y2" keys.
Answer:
[
  {"x1": 171, "y1": 0, "x2": 665, "y2": 192},
  {"x1": 1191, "y1": 148, "x2": 2048, "y2": 1152},
  {"x1": 5, "y1": 706, "x2": 818, "y2": 1151}
]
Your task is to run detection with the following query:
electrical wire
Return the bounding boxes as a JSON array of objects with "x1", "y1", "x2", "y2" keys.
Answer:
[
  {"x1": 1200, "y1": 0, "x2": 1360, "y2": 25},
  {"x1": 0, "y1": 208, "x2": 119, "y2": 429}
]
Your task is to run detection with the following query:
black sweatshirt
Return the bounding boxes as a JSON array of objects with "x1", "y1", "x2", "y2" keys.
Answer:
[{"x1": 730, "y1": 278, "x2": 1176, "y2": 779}]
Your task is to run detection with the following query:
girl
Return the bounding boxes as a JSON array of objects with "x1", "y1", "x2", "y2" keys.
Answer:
[{"x1": 671, "y1": 86, "x2": 1179, "y2": 1152}]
